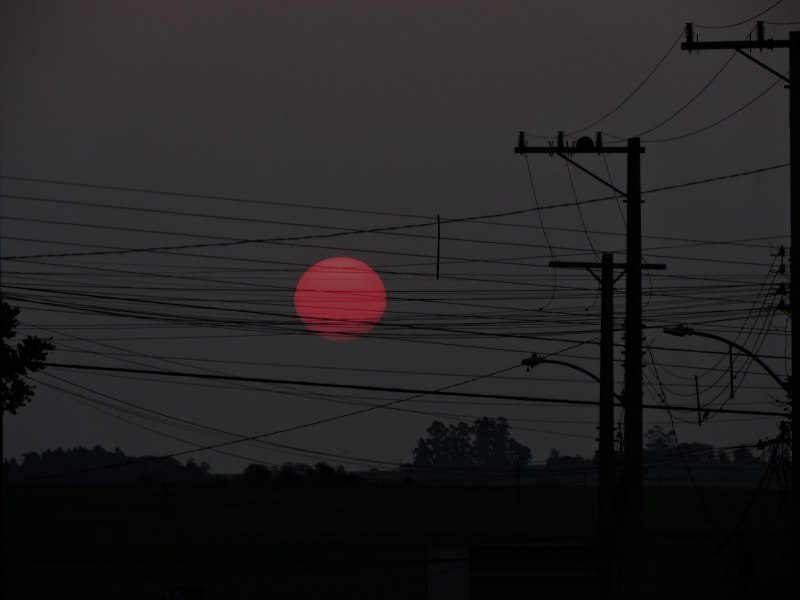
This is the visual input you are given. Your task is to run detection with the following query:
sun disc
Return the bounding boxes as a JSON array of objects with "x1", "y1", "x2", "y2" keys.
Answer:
[{"x1": 294, "y1": 257, "x2": 386, "y2": 341}]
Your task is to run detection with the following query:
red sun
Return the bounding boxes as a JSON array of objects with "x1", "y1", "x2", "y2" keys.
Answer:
[{"x1": 294, "y1": 257, "x2": 386, "y2": 341}]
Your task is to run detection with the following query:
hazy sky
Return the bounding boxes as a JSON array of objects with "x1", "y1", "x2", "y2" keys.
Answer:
[{"x1": 1, "y1": 1, "x2": 797, "y2": 473}]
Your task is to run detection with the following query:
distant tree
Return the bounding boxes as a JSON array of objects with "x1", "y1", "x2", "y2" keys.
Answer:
[
  {"x1": 185, "y1": 458, "x2": 210, "y2": 474},
  {"x1": 644, "y1": 426, "x2": 676, "y2": 452},
  {"x1": 412, "y1": 417, "x2": 531, "y2": 469},
  {"x1": 293, "y1": 462, "x2": 312, "y2": 476},
  {"x1": 412, "y1": 421, "x2": 454, "y2": 469},
  {"x1": 309, "y1": 462, "x2": 336, "y2": 483},
  {"x1": 677, "y1": 441, "x2": 716, "y2": 462},
  {"x1": 275, "y1": 463, "x2": 304, "y2": 484},
  {"x1": 242, "y1": 463, "x2": 272, "y2": 484},
  {"x1": 470, "y1": 416, "x2": 531, "y2": 469},
  {"x1": 547, "y1": 447, "x2": 594, "y2": 468},
  {"x1": 4, "y1": 457, "x2": 19, "y2": 480},
  {"x1": 716, "y1": 449, "x2": 731, "y2": 464},
  {"x1": 733, "y1": 445, "x2": 756, "y2": 465},
  {"x1": 1, "y1": 301, "x2": 54, "y2": 415}
]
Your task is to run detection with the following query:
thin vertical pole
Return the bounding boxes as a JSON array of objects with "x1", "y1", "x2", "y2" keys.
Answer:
[
  {"x1": 599, "y1": 252, "x2": 615, "y2": 600},
  {"x1": 789, "y1": 30, "x2": 799, "y2": 587},
  {"x1": 623, "y1": 137, "x2": 643, "y2": 600}
]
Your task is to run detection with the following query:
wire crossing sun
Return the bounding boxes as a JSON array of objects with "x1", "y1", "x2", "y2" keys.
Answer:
[{"x1": 294, "y1": 257, "x2": 386, "y2": 341}]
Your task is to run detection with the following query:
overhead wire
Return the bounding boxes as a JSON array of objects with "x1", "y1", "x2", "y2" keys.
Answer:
[
  {"x1": 636, "y1": 49, "x2": 738, "y2": 138},
  {"x1": 642, "y1": 71, "x2": 788, "y2": 143},
  {"x1": 1, "y1": 162, "x2": 787, "y2": 262},
  {"x1": 693, "y1": 0, "x2": 785, "y2": 29},
  {"x1": 570, "y1": 29, "x2": 685, "y2": 135}
]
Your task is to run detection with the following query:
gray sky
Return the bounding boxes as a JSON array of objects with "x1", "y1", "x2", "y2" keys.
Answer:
[{"x1": 1, "y1": 0, "x2": 796, "y2": 473}]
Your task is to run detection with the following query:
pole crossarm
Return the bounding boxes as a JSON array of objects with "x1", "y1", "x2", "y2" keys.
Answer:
[
  {"x1": 681, "y1": 22, "x2": 790, "y2": 82},
  {"x1": 515, "y1": 131, "x2": 644, "y2": 197},
  {"x1": 548, "y1": 260, "x2": 665, "y2": 286},
  {"x1": 663, "y1": 324, "x2": 791, "y2": 397},
  {"x1": 515, "y1": 131, "x2": 643, "y2": 155},
  {"x1": 548, "y1": 261, "x2": 664, "y2": 270},
  {"x1": 682, "y1": 39, "x2": 789, "y2": 51}
]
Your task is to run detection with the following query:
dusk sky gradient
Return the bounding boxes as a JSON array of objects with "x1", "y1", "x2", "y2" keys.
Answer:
[{"x1": 1, "y1": 0, "x2": 797, "y2": 473}]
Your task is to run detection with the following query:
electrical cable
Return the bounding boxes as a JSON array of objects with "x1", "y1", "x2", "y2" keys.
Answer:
[
  {"x1": 642, "y1": 71, "x2": 787, "y2": 143},
  {"x1": 636, "y1": 50, "x2": 738, "y2": 137},
  {"x1": 564, "y1": 29, "x2": 684, "y2": 135},
  {"x1": 694, "y1": 0, "x2": 785, "y2": 29},
  {"x1": 2, "y1": 162, "x2": 787, "y2": 261}
]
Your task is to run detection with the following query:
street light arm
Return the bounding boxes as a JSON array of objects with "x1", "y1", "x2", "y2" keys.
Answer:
[
  {"x1": 663, "y1": 325, "x2": 791, "y2": 396},
  {"x1": 522, "y1": 353, "x2": 623, "y2": 401},
  {"x1": 539, "y1": 358, "x2": 602, "y2": 384}
]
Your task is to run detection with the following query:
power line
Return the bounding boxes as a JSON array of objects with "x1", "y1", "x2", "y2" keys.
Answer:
[
  {"x1": 2, "y1": 162, "x2": 787, "y2": 262},
  {"x1": 642, "y1": 72, "x2": 788, "y2": 143},
  {"x1": 14, "y1": 363, "x2": 521, "y2": 482},
  {"x1": 694, "y1": 0, "x2": 785, "y2": 29},
  {"x1": 636, "y1": 49, "x2": 738, "y2": 137},
  {"x1": 565, "y1": 29, "x2": 685, "y2": 135},
  {"x1": 43, "y1": 362, "x2": 787, "y2": 417}
]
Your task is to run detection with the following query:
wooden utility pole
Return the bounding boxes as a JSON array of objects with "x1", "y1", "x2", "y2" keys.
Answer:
[
  {"x1": 548, "y1": 254, "x2": 618, "y2": 599},
  {"x1": 549, "y1": 256, "x2": 618, "y2": 541},
  {"x1": 515, "y1": 134, "x2": 647, "y2": 599},
  {"x1": 682, "y1": 23, "x2": 797, "y2": 584},
  {"x1": 622, "y1": 137, "x2": 643, "y2": 600}
]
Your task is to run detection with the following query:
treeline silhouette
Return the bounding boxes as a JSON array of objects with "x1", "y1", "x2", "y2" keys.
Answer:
[
  {"x1": 6, "y1": 445, "x2": 212, "y2": 484},
  {"x1": 411, "y1": 416, "x2": 532, "y2": 469},
  {"x1": 4, "y1": 423, "x2": 766, "y2": 486},
  {"x1": 241, "y1": 461, "x2": 366, "y2": 486},
  {"x1": 3, "y1": 446, "x2": 367, "y2": 486}
]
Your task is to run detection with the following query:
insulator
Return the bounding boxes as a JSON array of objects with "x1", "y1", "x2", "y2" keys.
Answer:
[
  {"x1": 686, "y1": 23, "x2": 694, "y2": 48},
  {"x1": 756, "y1": 21, "x2": 765, "y2": 43}
]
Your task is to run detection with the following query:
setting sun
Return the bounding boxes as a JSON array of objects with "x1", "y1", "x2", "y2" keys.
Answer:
[{"x1": 294, "y1": 257, "x2": 386, "y2": 341}]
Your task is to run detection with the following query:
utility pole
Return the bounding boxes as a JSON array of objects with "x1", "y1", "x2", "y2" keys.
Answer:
[
  {"x1": 547, "y1": 254, "x2": 618, "y2": 599},
  {"x1": 548, "y1": 255, "x2": 618, "y2": 544},
  {"x1": 515, "y1": 133, "x2": 647, "y2": 599},
  {"x1": 623, "y1": 137, "x2": 643, "y2": 600},
  {"x1": 681, "y1": 23, "x2": 797, "y2": 582}
]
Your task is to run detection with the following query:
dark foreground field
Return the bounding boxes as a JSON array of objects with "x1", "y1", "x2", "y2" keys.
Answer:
[{"x1": 2, "y1": 482, "x2": 791, "y2": 599}]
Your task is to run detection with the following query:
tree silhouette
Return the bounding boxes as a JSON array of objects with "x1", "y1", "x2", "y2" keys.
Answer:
[
  {"x1": 242, "y1": 463, "x2": 272, "y2": 484},
  {"x1": 732, "y1": 445, "x2": 756, "y2": 465},
  {"x1": 9, "y1": 445, "x2": 213, "y2": 483},
  {"x1": 1, "y1": 301, "x2": 54, "y2": 415},
  {"x1": 644, "y1": 425, "x2": 676, "y2": 452},
  {"x1": 412, "y1": 417, "x2": 531, "y2": 469}
]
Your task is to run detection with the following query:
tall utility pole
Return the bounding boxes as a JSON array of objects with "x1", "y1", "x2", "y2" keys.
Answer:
[
  {"x1": 515, "y1": 133, "x2": 646, "y2": 599},
  {"x1": 681, "y1": 23, "x2": 797, "y2": 579},
  {"x1": 548, "y1": 255, "x2": 617, "y2": 546},
  {"x1": 623, "y1": 137, "x2": 643, "y2": 600}
]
